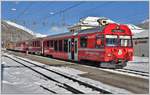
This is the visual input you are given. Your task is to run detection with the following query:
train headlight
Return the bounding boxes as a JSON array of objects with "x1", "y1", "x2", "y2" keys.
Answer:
[{"x1": 107, "y1": 53, "x2": 112, "y2": 57}]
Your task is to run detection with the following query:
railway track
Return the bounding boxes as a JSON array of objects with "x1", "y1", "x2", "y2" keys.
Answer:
[
  {"x1": 4, "y1": 50, "x2": 149, "y2": 78},
  {"x1": 115, "y1": 68, "x2": 149, "y2": 77},
  {"x1": 3, "y1": 54, "x2": 112, "y2": 94}
]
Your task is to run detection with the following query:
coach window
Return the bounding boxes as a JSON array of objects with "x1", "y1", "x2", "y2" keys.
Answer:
[
  {"x1": 32, "y1": 42, "x2": 34, "y2": 46},
  {"x1": 36, "y1": 41, "x2": 38, "y2": 47},
  {"x1": 59, "y1": 40, "x2": 62, "y2": 51},
  {"x1": 32, "y1": 42, "x2": 34, "y2": 47},
  {"x1": 75, "y1": 41, "x2": 77, "y2": 53},
  {"x1": 54, "y1": 40, "x2": 58, "y2": 51},
  {"x1": 80, "y1": 36, "x2": 87, "y2": 48},
  {"x1": 35, "y1": 41, "x2": 36, "y2": 47},
  {"x1": 46, "y1": 41, "x2": 49, "y2": 47},
  {"x1": 34, "y1": 41, "x2": 36, "y2": 47},
  {"x1": 37, "y1": 41, "x2": 40, "y2": 47},
  {"x1": 95, "y1": 34, "x2": 104, "y2": 48},
  {"x1": 37, "y1": 41, "x2": 39, "y2": 47},
  {"x1": 36, "y1": 41, "x2": 37, "y2": 47},
  {"x1": 33, "y1": 41, "x2": 35, "y2": 47},
  {"x1": 50, "y1": 40, "x2": 53, "y2": 47},
  {"x1": 35, "y1": 41, "x2": 37, "y2": 47},
  {"x1": 64, "y1": 39, "x2": 68, "y2": 52}
]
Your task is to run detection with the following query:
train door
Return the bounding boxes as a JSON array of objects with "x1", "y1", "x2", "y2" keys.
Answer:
[
  {"x1": 74, "y1": 38, "x2": 78, "y2": 61},
  {"x1": 71, "y1": 38, "x2": 74, "y2": 60},
  {"x1": 41, "y1": 40, "x2": 44, "y2": 55},
  {"x1": 68, "y1": 39, "x2": 71, "y2": 60}
]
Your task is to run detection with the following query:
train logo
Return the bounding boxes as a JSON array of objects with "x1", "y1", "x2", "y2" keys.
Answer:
[{"x1": 118, "y1": 49, "x2": 122, "y2": 55}]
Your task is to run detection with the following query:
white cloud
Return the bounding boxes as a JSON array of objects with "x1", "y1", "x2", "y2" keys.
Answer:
[
  {"x1": 34, "y1": 33, "x2": 47, "y2": 37},
  {"x1": 15, "y1": 1, "x2": 19, "y2": 4},
  {"x1": 50, "y1": 12, "x2": 54, "y2": 15},
  {"x1": 11, "y1": 8, "x2": 16, "y2": 11},
  {"x1": 49, "y1": 25, "x2": 68, "y2": 35}
]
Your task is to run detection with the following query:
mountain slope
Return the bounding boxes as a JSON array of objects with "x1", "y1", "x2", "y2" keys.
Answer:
[
  {"x1": 137, "y1": 19, "x2": 149, "y2": 29},
  {"x1": 2, "y1": 20, "x2": 47, "y2": 44},
  {"x1": 2, "y1": 20, "x2": 34, "y2": 42},
  {"x1": 4, "y1": 20, "x2": 47, "y2": 37}
]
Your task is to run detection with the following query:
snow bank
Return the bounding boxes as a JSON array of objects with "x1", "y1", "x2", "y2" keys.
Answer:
[{"x1": 126, "y1": 24, "x2": 145, "y2": 34}]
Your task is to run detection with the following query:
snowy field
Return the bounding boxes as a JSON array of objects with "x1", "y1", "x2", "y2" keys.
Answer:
[
  {"x1": 125, "y1": 56, "x2": 149, "y2": 73},
  {"x1": 1, "y1": 57, "x2": 52, "y2": 94}
]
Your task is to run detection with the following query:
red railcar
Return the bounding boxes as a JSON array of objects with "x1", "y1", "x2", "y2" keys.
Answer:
[
  {"x1": 15, "y1": 41, "x2": 28, "y2": 53},
  {"x1": 28, "y1": 38, "x2": 43, "y2": 55},
  {"x1": 43, "y1": 23, "x2": 133, "y2": 68}
]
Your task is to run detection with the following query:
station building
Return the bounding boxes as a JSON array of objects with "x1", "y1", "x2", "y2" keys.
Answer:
[{"x1": 132, "y1": 30, "x2": 149, "y2": 57}]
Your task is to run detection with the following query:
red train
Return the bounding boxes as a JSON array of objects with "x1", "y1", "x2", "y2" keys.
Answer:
[{"x1": 10, "y1": 20, "x2": 133, "y2": 68}]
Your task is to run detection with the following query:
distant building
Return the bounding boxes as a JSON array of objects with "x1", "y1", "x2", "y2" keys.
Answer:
[
  {"x1": 132, "y1": 30, "x2": 149, "y2": 57},
  {"x1": 68, "y1": 16, "x2": 115, "y2": 32}
]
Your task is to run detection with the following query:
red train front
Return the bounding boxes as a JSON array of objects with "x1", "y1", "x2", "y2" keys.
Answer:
[
  {"x1": 98, "y1": 23, "x2": 133, "y2": 68},
  {"x1": 77, "y1": 23, "x2": 133, "y2": 68}
]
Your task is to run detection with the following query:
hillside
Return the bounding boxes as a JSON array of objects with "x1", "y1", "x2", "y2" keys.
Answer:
[
  {"x1": 1, "y1": 20, "x2": 35, "y2": 48},
  {"x1": 137, "y1": 19, "x2": 149, "y2": 29},
  {"x1": 1, "y1": 20, "x2": 34, "y2": 42},
  {"x1": 1, "y1": 20, "x2": 47, "y2": 48}
]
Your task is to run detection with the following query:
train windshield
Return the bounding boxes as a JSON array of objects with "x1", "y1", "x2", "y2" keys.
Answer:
[
  {"x1": 106, "y1": 35, "x2": 118, "y2": 46},
  {"x1": 119, "y1": 36, "x2": 132, "y2": 47}
]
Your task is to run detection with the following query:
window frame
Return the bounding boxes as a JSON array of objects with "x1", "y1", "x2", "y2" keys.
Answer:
[
  {"x1": 80, "y1": 35, "x2": 88, "y2": 48},
  {"x1": 95, "y1": 34, "x2": 104, "y2": 48}
]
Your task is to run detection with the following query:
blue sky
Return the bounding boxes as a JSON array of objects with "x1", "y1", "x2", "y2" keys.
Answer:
[{"x1": 2, "y1": 1, "x2": 149, "y2": 35}]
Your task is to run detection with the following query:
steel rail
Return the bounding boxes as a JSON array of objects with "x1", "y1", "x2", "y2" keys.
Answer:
[
  {"x1": 123, "y1": 68, "x2": 149, "y2": 74},
  {"x1": 115, "y1": 69, "x2": 149, "y2": 77}
]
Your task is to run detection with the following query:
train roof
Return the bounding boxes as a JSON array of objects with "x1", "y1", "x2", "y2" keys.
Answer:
[
  {"x1": 45, "y1": 26, "x2": 102, "y2": 39},
  {"x1": 43, "y1": 23, "x2": 132, "y2": 40}
]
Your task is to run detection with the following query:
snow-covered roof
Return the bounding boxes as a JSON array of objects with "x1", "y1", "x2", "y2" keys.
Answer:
[
  {"x1": 126, "y1": 24, "x2": 145, "y2": 34},
  {"x1": 76, "y1": 16, "x2": 116, "y2": 26},
  {"x1": 4, "y1": 20, "x2": 47, "y2": 37},
  {"x1": 70, "y1": 17, "x2": 145, "y2": 34},
  {"x1": 126, "y1": 24, "x2": 143, "y2": 30},
  {"x1": 133, "y1": 30, "x2": 149, "y2": 39}
]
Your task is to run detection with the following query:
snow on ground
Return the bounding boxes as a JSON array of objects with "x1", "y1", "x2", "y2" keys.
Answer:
[
  {"x1": 48, "y1": 66, "x2": 87, "y2": 75},
  {"x1": 10, "y1": 54, "x2": 132, "y2": 94},
  {"x1": 125, "y1": 56, "x2": 149, "y2": 73},
  {"x1": 1, "y1": 57, "x2": 51, "y2": 94},
  {"x1": 47, "y1": 66, "x2": 132, "y2": 94},
  {"x1": 129, "y1": 56, "x2": 149, "y2": 63},
  {"x1": 2, "y1": 53, "x2": 148, "y2": 94}
]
